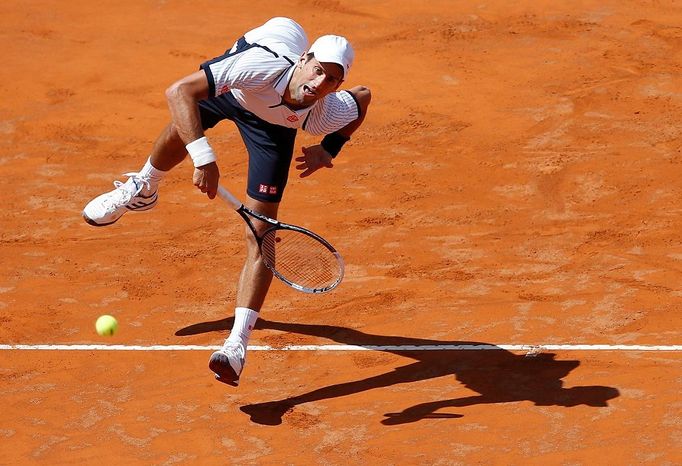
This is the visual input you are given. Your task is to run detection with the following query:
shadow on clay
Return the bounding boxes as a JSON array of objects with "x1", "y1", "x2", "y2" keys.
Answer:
[{"x1": 176, "y1": 319, "x2": 619, "y2": 426}]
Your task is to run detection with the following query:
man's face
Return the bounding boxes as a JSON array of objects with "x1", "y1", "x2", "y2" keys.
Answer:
[{"x1": 287, "y1": 54, "x2": 344, "y2": 107}]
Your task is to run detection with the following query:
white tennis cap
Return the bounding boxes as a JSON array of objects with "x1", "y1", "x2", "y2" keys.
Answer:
[{"x1": 308, "y1": 35, "x2": 354, "y2": 79}]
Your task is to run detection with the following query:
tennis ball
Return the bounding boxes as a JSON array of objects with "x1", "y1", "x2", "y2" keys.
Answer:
[{"x1": 95, "y1": 315, "x2": 118, "y2": 336}]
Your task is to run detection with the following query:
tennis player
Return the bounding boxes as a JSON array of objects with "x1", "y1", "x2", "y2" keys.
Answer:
[{"x1": 82, "y1": 17, "x2": 371, "y2": 386}]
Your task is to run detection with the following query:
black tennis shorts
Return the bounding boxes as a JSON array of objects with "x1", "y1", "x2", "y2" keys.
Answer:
[{"x1": 198, "y1": 91, "x2": 297, "y2": 203}]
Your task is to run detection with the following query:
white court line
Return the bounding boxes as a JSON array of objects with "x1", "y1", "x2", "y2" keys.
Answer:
[{"x1": 0, "y1": 344, "x2": 681, "y2": 352}]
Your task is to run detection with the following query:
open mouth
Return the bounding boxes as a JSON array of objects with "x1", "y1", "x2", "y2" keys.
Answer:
[{"x1": 303, "y1": 85, "x2": 316, "y2": 97}]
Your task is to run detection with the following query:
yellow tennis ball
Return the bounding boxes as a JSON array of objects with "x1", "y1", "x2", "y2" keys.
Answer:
[{"x1": 95, "y1": 315, "x2": 118, "y2": 336}]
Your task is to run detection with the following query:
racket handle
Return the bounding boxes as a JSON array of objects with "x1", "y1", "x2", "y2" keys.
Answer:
[{"x1": 216, "y1": 185, "x2": 243, "y2": 210}]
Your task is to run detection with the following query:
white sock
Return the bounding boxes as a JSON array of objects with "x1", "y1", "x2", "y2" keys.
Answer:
[
  {"x1": 226, "y1": 307, "x2": 259, "y2": 348},
  {"x1": 138, "y1": 157, "x2": 166, "y2": 194}
]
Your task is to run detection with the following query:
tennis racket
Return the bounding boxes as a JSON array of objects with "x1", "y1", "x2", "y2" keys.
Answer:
[{"x1": 217, "y1": 185, "x2": 344, "y2": 293}]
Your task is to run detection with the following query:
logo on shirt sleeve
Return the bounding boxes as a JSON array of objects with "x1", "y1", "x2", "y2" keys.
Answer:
[{"x1": 287, "y1": 115, "x2": 299, "y2": 122}]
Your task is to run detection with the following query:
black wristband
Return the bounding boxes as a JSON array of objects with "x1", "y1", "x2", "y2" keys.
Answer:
[{"x1": 321, "y1": 132, "x2": 350, "y2": 158}]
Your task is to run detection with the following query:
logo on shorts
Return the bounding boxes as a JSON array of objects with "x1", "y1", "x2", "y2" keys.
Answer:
[
  {"x1": 287, "y1": 115, "x2": 299, "y2": 122},
  {"x1": 259, "y1": 184, "x2": 278, "y2": 195}
]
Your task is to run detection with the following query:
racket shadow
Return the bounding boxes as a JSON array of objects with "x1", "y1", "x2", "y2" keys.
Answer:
[{"x1": 175, "y1": 319, "x2": 619, "y2": 426}]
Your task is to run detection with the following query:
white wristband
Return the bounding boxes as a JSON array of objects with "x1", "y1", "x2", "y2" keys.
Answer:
[{"x1": 186, "y1": 136, "x2": 217, "y2": 167}]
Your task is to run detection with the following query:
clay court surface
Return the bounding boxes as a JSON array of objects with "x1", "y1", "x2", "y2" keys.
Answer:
[{"x1": 2, "y1": 0, "x2": 682, "y2": 464}]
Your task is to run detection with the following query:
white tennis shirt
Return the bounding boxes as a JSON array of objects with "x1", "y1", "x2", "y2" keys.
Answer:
[{"x1": 201, "y1": 17, "x2": 359, "y2": 135}]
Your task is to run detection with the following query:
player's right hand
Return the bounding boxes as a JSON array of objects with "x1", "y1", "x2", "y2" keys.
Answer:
[{"x1": 193, "y1": 162, "x2": 220, "y2": 199}]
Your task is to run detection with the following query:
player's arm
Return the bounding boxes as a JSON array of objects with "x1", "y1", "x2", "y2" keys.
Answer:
[
  {"x1": 165, "y1": 70, "x2": 220, "y2": 199},
  {"x1": 297, "y1": 85, "x2": 372, "y2": 178}
]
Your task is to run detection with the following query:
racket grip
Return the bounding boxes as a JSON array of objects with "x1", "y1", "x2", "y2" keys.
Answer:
[{"x1": 216, "y1": 185, "x2": 243, "y2": 210}]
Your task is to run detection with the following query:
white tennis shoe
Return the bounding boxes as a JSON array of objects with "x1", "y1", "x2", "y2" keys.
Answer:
[
  {"x1": 82, "y1": 173, "x2": 158, "y2": 226},
  {"x1": 209, "y1": 341, "x2": 246, "y2": 386}
]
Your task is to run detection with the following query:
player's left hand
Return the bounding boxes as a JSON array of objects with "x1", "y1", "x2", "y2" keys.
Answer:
[{"x1": 295, "y1": 145, "x2": 334, "y2": 178}]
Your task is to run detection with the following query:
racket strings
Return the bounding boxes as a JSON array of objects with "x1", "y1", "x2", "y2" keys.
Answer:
[{"x1": 261, "y1": 229, "x2": 341, "y2": 290}]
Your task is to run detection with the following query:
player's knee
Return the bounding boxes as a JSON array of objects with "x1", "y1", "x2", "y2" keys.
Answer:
[{"x1": 165, "y1": 81, "x2": 182, "y2": 103}]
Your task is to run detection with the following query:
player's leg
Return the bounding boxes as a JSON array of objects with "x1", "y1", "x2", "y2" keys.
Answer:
[
  {"x1": 208, "y1": 197, "x2": 278, "y2": 386},
  {"x1": 81, "y1": 122, "x2": 188, "y2": 226},
  {"x1": 236, "y1": 197, "x2": 279, "y2": 310},
  {"x1": 148, "y1": 122, "x2": 189, "y2": 171},
  {"x1": 209, "y1": 99, "x2": 296, "y2": 385},
  {"x1": 82, "y1": 91, "x2": 227, "y2": 227}
]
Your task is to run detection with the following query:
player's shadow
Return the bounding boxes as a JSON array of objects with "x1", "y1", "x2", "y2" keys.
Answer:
[{"x1": 176, "y1": 318, "x2": 619, "y2": 426}]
